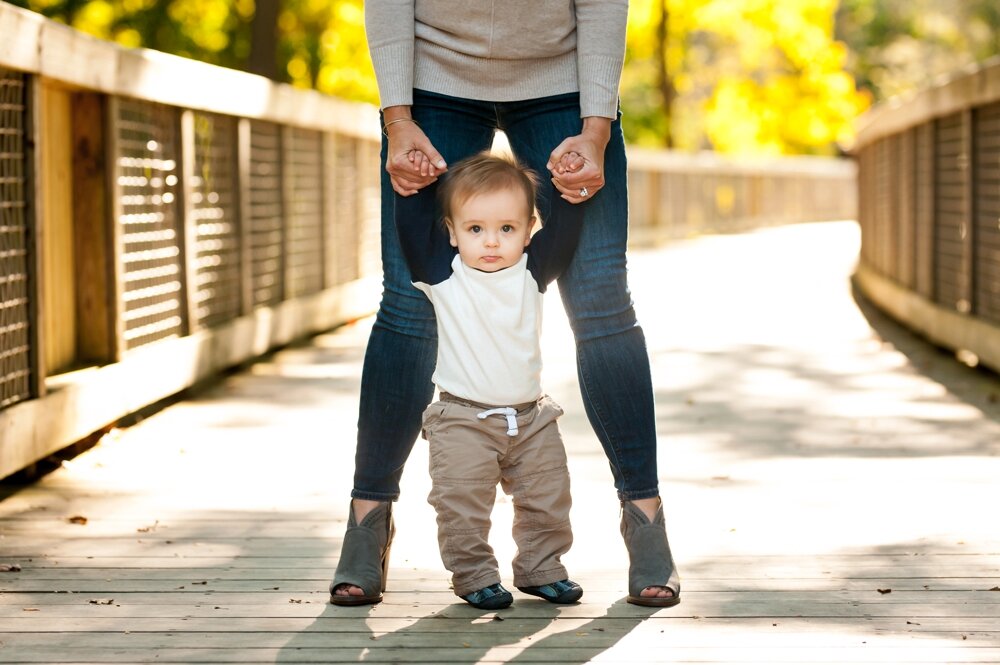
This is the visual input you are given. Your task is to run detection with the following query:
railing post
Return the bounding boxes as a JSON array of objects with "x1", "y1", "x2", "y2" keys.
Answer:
[
  {"x1": 914, "y1": 122, "x2": 935, "y2": 302},
  {"x1": 179, "y1": 109, "x2": 199, "y2": 333},
  {"x1": 24, "y1": 73, "x2": 44, "y2": 398},
  {"x1": 236, "y1": 118, "x2": 254, "y2": 316},
  {"x1": 322, "y1": 131, "x2": 340, "y2": 289},
  {"x1": 103, "y1": 96, "x2": 125, "y2": 362},
  {"x1": 962, "y1": 108, "x2": 975, "y2": 316},
  {"x1": 72, "y1": 93, "x2": 115, "y2": 364}
]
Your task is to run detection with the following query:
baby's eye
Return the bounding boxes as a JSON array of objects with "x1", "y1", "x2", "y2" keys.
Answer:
[
  {"x1": 469, "y1": 225, "x2": 482, "y2": 233},
  {"x1": 501, "y1": 224, "x2": 514, "y2": 233}
]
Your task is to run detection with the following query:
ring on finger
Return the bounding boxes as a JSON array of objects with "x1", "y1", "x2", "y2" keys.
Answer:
[{"x1": 579, "y1": 186, "x2": 589, "y2": 197}]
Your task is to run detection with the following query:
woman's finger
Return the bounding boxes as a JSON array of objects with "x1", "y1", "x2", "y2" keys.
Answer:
[
  {"x1": 389, "y1": 172, "x2": 434, "y2": 190},
  {"x1": 551, "y1": 177, "x2": 601, "y2": 204}
]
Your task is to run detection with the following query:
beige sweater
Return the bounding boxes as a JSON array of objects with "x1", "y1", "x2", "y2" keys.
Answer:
[{"x1": 364, "y1": 0, "x2": 628, "y2": 119}]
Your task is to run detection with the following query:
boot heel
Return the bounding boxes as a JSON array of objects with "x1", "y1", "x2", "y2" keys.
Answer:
[{"x1": 380, "y1": 539, "x2": 392, "y2": 593}]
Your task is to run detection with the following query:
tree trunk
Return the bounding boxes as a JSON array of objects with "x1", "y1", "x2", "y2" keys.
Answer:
[
  {"x1": 247, "y1": 0, "x2": 281, "y2": 80},
  {"x1": 655, "y1": 0, "x2": 677, "y2": 149}
]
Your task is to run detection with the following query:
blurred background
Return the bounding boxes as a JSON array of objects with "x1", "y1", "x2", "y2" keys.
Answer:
[{"x1": 9, "y1": 0, "x2": 999, "y2": 155}]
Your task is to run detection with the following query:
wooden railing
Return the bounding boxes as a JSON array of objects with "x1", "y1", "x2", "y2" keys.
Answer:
[
  {"x1": 626, "y1": 149, "x2": 856, "y2": 245},
  {"x1": 852, "y1": 56, "x2": 1000, "y2": 374},
  {"x1": 0, "y1": 0, "x2": 858, "y2": 479},
  {"x1": 0, "y1": 1, "x2": 382, "y2": 478}
]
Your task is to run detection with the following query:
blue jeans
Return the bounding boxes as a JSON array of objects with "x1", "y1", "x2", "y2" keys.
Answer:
[{"x1": 352, "y1": 89, "x2": 659, "y2": 502}]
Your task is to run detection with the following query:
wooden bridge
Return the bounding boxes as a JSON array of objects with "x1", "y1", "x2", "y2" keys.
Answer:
[
  {"x1": 2, "y1": 2, "x2": 1000, "y2": 663},
  {"x1": 2, "y1": 220, "x2": 999, "y2": 663}
]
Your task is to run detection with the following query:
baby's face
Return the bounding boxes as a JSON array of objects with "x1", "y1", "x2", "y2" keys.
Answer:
[{"x1": 447, "y1": 187, "x2": 535, "y2": 273}]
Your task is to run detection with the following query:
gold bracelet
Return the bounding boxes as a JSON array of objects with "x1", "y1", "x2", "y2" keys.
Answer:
[{"x1": 382, "y1": 117, "x2": 419, "y2": 136}]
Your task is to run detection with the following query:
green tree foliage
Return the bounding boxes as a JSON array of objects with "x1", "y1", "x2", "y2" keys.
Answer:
[{"x1": 836, "y1": 0, "x2": 1000, "y2": 102}]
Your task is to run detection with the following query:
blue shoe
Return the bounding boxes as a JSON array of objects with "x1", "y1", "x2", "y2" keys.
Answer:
[
  {"x1": 517, "y1": 579, "x2": 583, "y2": 604},
  {"x1": 462, "y1": 583, "x2": 513, "y2": 609}
]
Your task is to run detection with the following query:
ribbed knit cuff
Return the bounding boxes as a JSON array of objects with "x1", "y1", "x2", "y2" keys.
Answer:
[
  {"x1": 413, "y1": 45, "x2": 579, "y2": 104},
  {"x1": 578, "y1": 54, "x2": 623, "y2": 119},
  {"x1": 370, "y1": 42, "x2": 415, "y2": 109}
]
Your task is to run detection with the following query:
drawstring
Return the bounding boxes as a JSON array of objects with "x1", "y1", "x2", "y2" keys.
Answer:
[{"x1": 477, "y1": 406, "x2": 519, "y2": 436}]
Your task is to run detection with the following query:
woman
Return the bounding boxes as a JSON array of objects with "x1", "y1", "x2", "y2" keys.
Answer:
[{"x1": 330, "y1": 0, "x2": 680, "y2": 608}]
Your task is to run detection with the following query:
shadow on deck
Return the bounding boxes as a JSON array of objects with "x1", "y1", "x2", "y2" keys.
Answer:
[{"x1": 1, "y1": 221, "x2": 999, "y2": 664}]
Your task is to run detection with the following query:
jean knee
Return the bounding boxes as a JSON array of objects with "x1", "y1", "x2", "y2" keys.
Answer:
[
  {"x1": 558, "y1": 267, "x2": 638, "y2": 342},
  {"x1": 374, "y1": 283, "x2": 437, "y2": 339}
]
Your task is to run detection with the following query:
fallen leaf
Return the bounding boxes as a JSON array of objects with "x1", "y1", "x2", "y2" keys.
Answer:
[
  {"x1": 989, "y1": 587, "x2": 1000, "y2": 592},
  {"x1": 962, "y1": 635, "x2": 968, "y2": 640},
  {"x1": 192, "y1": 581, "x2": 207, "y2": 585},
  {"x1": 289, "y1": 599, "x2": 303, "y2": 604},
  {"x1": 89, "y1": 599, "x2": 114, "y2": 605},
  {"x1": 0, "y1": 564, "x2": 22, "y2": 572},
  {"x1": 594, "y1": 627, "x2": 604, "y2": 632},
  {"x1": 492, "y1": 615, "x2": 504, "y2": 622},
  {"x1": 877, "y1": 588, "x2": 891, "y2": 594},
  {"x1": 67, "y1": 516, "x2": 88, "y2": 525},
  {"x1": 907, "y1": 621, "x2": 921, "y2": 625}
]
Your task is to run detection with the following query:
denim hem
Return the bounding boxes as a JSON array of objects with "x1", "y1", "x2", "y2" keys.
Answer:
[
  {"x1": 351, "y1": 489, "x2": 399, "y2": 502},
  {"x1": 617, "y1": 488, "x2": 660, "y2": 502}
]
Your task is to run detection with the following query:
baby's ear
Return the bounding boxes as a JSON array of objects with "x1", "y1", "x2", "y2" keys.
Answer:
[
  {"x1": 445, "y1": 219, "x2": 458, "y2": 247},
  {"x1": 524, "y1": 215, "x2": 537, "y2": 246}
]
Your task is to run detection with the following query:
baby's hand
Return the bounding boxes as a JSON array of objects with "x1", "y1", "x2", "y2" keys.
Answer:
[
  {"x1": 554, "y1": 150, "x2": 586, "y2": 175},
  {"x1": 408, "y1": 149, "x2": 441, "y2": 177}
]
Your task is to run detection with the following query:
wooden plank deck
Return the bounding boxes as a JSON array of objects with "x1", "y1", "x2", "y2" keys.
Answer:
[{"x1": 2, "y1": 221, "x2": 999, "y2": 664}]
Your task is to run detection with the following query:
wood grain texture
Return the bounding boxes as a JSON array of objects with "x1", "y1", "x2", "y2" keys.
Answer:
[{"x1": 3, "y1": 223, "x2": 1000, "y2": 664}]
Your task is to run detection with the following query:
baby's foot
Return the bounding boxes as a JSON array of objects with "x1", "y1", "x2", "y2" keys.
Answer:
[
  {"x1": 461, "y1": 583, "x2": 513, "y2": 610},
  {"x1": 517, "y1": 579, "x2": 583, "y2": 604}
]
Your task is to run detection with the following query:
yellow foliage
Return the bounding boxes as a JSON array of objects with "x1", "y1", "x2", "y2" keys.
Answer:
[
  {"x1": 72, "y1": 0, "x2": 115, "y2": 38},
  {"x1": 626, "y1": 0, "x2": 869, "y2": 154}
]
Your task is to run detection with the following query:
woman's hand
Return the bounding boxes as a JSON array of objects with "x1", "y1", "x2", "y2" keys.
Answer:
[
  {"x1": 383, "y1": 107, "x2": 448, "y2": 196},
  {"x1": 547, "y1": 116, "x2": 612, "y2": 204}
]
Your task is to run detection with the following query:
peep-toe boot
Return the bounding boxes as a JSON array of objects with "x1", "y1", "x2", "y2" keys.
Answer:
[
  {"x1": 329, "y1": 502, "x2": 394, "y2": 606},
  {"x1": 620, "y1": 500, "x2": 681, "y2": 607}
]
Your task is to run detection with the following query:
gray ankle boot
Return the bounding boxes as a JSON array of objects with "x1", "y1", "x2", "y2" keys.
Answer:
[
  {"x1": 329, "y1": 502, "x2": 394, "y2": 606},
  {"x1": 620, "y1": 500, "x2": 681, "y2": 607}
]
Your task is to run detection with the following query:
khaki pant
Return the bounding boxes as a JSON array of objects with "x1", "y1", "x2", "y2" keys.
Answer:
[{"x1": 421, "y1": 394, "x2": 573, "y2": 597}]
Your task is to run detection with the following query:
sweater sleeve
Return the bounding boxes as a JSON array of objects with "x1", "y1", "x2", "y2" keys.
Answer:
[
  {"x1": 364, "y1": 0, "x2": 415, "y2": 109},
  {"x1": 574, "y1": 0, "x2": 628, "y2": 119},
  {"x1": 394, "y1": 191, "x2": 456, "y2": 286},
  {"x1": 526, "y1": 192, "x2": 586, "y2": 291}
]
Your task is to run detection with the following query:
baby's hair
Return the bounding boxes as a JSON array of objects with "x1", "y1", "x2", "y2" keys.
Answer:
[{"x1": 438, "y1": 152, "x2": 538, "y2": 226}]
